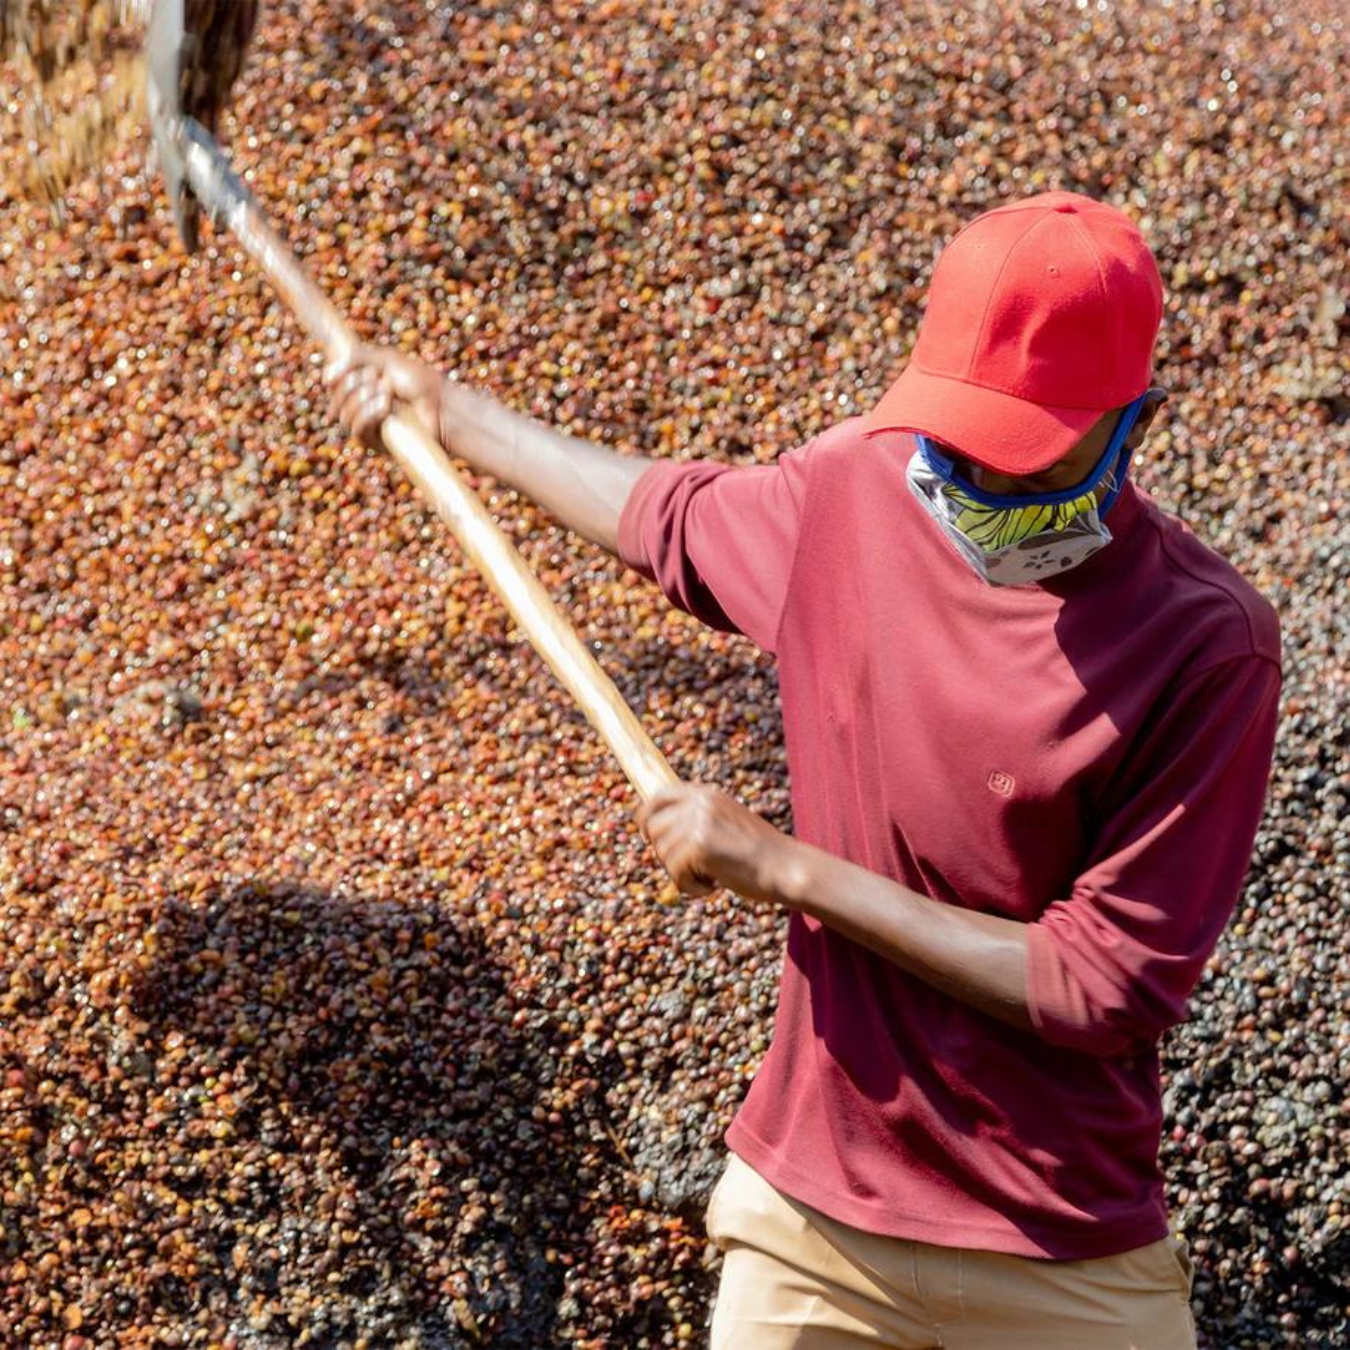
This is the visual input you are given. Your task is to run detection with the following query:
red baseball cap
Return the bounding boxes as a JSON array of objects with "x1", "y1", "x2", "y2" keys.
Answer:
[{"x1": 860, "y1": 191, "x2": 1164, "y2": 474}]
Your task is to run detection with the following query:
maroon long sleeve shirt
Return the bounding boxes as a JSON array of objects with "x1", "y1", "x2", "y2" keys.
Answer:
[{"x1": 617, "y1": 419, "x2": 1281, "y2": 1259}]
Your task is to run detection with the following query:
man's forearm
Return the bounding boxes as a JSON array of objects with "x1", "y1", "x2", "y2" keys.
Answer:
[
  {"x1": 773, "y1": 837, "x2": 1034, "y2": 1032},
  {"x1": 437, "y1": 382, "x2": 653, "y2": 554}
]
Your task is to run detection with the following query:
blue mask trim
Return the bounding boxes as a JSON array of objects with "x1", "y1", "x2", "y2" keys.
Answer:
[{"x1": 915, "y1": 390, "x2": 1149, "y2": 515}]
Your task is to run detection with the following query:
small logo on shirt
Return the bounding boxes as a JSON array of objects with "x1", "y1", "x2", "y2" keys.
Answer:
[{"x1": 987, "y1": 770, "x2": 1016, "y2": 798}]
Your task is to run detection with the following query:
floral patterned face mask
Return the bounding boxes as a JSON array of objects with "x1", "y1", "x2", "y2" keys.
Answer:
[{"x1": 905, "y1": 391, "x2": 1150, "y2": 587}]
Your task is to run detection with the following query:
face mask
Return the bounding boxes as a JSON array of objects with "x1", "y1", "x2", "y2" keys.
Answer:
[{"x1": 906, "y1": 391, "x2": 1148, "y2": 586}]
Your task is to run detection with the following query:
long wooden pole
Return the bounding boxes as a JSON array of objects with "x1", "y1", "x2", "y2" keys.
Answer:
[{"x1": 176, "y1": 120, "x2": 679, "y2": 802}]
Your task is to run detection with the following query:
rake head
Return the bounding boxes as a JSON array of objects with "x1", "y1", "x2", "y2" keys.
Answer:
[
  {"x1": 1, "y1": 0, "x2": 258, "y2": 245},
  {"x1": 145, "y1": 0, "x2": 260, "y2": 251}
]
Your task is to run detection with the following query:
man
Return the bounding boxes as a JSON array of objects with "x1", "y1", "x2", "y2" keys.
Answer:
[{"x1": 328, "y1": 191, "x2": 1281, "y2": 1349}]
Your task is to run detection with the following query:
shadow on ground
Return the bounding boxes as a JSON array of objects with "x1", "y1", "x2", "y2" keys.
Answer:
[{"x1": 130, "y1": 878, "x2": 612, "y2": 1348}]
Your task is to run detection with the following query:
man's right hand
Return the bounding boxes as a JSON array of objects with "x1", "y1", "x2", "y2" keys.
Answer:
[
  {"x1": 326, "y1": 345, "x2": 446, "y2": 451},
  {"x1": 325, "y1": 340, "x2": 652, "y2": 555}
]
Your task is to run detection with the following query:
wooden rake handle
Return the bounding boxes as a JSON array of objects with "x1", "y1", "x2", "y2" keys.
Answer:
[
  {"x1": 379, "y1": 413, "x2": 679, "y2": 800},
  {"x1": 176, "y1": 120, "x2": 679, "y2": 801}
]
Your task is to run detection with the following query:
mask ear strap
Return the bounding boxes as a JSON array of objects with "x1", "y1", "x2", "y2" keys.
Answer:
[
  {"x1": 1098, "y1": 390, "x2": 1150, "y2": 516},
  {"x1": 915, "y1": 434, "x2": 961, "y2": 485}
]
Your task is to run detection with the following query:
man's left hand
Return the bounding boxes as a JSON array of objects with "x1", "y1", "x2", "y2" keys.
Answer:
[{"x1": 636, "y1": 783, "x2": 797, "y2": 902}]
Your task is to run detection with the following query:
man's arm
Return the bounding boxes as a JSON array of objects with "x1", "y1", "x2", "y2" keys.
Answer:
[
  {"x1": 327, "y1": 345, "x2": 652, "y2": 553},
  {"x1": 637, "y1": 784, "x2": 1033, "y2": 1032},
  {"x1": 786, "y1": 838, "x2": 1034, "y2": 1030},
  {"x1": 639, "y1": 651, "x2": 1281, "y2": 1053}
]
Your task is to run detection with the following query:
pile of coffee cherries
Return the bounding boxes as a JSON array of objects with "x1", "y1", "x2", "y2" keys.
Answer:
[{"x1": 1, "y1": 0, "x2": 1345, "y2": 1345}]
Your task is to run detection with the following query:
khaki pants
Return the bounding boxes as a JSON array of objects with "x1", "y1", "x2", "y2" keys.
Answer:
[{"x1": 706, "y1": 1155, "x2": 1197, "y2": 1350}]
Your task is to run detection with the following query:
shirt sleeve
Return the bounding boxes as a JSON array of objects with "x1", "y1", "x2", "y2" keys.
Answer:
[
  {"x1": 1026, "y1": 653, "x2": 1282, "y2": 1057},
  {"x1": 616, "y1": 445, "x2": 814, "y2": 653}
]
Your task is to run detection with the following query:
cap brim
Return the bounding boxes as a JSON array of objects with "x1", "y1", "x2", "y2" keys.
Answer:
[{"x1": 859, "y1": 364, "x2": 1108, "y2": 474}]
